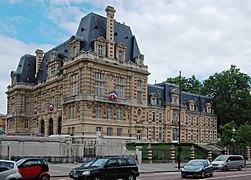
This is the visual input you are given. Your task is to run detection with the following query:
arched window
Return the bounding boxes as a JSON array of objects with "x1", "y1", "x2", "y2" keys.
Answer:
[
  {"x1": 49, "y1": 118, "x2": 54, "y2": 135},
  {"x1": 58, "y1": 116, "x2": 62, "y2": 134},
  {"x1": 40, "y1": 119, "x2": 45, "y2": 135}
]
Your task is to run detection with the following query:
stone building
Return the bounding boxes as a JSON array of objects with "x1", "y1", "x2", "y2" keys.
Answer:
[{"x1": 6, "y1": 6, "x2": 217, "y2": 144}]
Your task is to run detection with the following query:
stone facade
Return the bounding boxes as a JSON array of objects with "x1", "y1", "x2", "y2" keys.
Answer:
[{"x1": 6, "y1": 6, "x2": 217, "y2": 145}]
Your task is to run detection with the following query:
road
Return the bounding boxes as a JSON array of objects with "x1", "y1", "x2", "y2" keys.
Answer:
[{"x1": 51, "y1": 168, "x2": 251, "y2": 180}]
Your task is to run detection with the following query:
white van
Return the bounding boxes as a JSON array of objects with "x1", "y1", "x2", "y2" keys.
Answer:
[{"x1": 212, "y1": 155, "x2": 244, "y2": 171}]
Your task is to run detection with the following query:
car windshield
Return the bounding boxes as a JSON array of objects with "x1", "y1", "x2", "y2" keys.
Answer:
[
  {"x1": 89, "y1": 159, "x2": 108, "y2": 167},
  {"x1": 0, "y1": 161, "x2": 14, "y2": 172},
  {"x1": 187, "y1": 160, "x2": 205, "y2": 166},
  {"x1": 81, "y1": 161, "x2": 93, "y2": 167},
  {"x1": 215, "y1": 155, "x2": 228, "y2": 161},
  {"x1": 16, "y1": 159, "x2": 26, "y2": 167}
]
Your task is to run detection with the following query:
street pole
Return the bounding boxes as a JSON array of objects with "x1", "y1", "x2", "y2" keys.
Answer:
[{"x1": 178, "y1": 71, "x2": 182, "y2": 169}]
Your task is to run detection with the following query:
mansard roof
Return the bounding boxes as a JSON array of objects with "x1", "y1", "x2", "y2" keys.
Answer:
[
  {"x1": 147, "y1": 82, "x2": 214, "y2": 112},
  {"x1": 76, "y1": 12, "x2": 141, "y2": 61},
  {"x1": 12, "y1": 10, "x2": 141, "y2": 84}
]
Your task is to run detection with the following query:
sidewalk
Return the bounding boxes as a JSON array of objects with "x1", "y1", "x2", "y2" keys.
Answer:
[{"x1": 49, "y1": 162, "x2": 185, "y2": 177}]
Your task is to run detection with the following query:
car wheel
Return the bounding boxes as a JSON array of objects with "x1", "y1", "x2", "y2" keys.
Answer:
[
  {"x1": 210, "y1": 170, "x2": 214, "y2": 176},
  {"x1": 238, "y1": 165, "x2": 242, "y2": 171},
  {"x1": 181, "y1": 173, "x2": 186, "y2": 178},
  {"x1": 92, "y1": 175, "x2": 102, "y2": 180},
  {"x1": 40, "y1": 174, "x2": 50, "y2": 180},
  {"x1": 223, "y1": 166, "x2": 228, "y2": 171},
  {"x1": 201, "y1": 171, "x2": 205, "y2": 178},
  {"x1": 126, "y1": 173, "x2": 136, "y2": 180}
]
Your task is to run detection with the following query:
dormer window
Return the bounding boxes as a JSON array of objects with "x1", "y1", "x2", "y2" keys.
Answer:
[
  {"x1": 171, "y1": 88, "x2": 179, "y2": 105},
  {"x1": 116, "y1": 43, "x2": 126, "y2": 60},
  {"x1": 189, "y1": 100, "x2": 195, "y2": 111},
  {"x1": 94, "y1": 37, "x2": 106, "y2": 57},
  {"x1": 206, "y1": 103, "x2": 212, "y2": 113}
]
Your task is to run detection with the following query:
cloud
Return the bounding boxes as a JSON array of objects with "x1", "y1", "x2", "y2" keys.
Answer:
[{"x1": 0, "y1": 35, "x2": 54, "y2": 114}]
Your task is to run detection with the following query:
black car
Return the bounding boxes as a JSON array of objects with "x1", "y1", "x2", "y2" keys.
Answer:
[
  {"x1": 69, "y1": 157, "x2": 139, "y2": 180},
  {"x1": 181, "y1": 159, "x2": 214, "y2": 178}
]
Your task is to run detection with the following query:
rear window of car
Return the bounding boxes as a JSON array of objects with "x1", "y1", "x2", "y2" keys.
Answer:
[
  {"x1": 127, "y1": 158, "x2": 136, "y2": 165},
  {"x1": 0, "y1": 162, "x2": 14, "y2": 172}
]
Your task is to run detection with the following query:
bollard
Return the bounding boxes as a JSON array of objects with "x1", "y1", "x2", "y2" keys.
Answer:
[
  {"x1": 147, "y1": 144, "x2": 152, "y2": 163},
  {"x1": 246, "y1": 146, "x2": 250, "y2": 160},
  {"x1": 190, "y1": 145, "x2": 195, "y2": 160},
  {"x1": 208, "y1": 150, "x2": 212, "y2": 161},
  {"x1": 170, "y1": 144, "x2": 175, "y2": 163}
]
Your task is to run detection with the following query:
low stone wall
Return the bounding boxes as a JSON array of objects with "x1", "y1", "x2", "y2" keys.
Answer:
[{"x1": 0, "y1": 136, "x2": 135, "y2": 161}]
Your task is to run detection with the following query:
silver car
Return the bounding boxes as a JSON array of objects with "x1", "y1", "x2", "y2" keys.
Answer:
[
  {"x1": 212, "y1": 155, "x2": 244, "y2": 171},
  {"x1": 0, "y1": 160, "x2": 22, "y2": 180}
]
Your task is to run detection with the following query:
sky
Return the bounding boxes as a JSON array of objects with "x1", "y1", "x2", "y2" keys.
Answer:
[{"x1": 1, "y1": 0, "x2": 251, "y2": 114}]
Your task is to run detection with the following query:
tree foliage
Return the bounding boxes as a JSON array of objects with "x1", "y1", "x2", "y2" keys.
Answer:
[
  {"x1": 219, "y1": 121, "x2": 236, "y2": 146},
  {"x1": 202, "y1": 65, "x2": 251, "y2": 126},
  {"x1": 235, "y1": 123, "x2": 251, "y2": 146},
  {"x1": 166, "y1": 75, "x2": 203, "y2": 94}
]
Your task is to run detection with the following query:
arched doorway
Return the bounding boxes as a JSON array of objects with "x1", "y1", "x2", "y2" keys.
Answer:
[
  {"x1": 58, "y1": 116, "x2": 62, "y2": 134},
  {"x1": 40, "y1": 119, "x2": 45, "y2": 135},
  {"x1": 49, "y1": 118, "x2": 54, "y2": 135}
]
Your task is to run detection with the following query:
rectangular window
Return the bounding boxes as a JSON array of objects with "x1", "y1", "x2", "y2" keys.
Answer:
[
  {"x1": 96, "y1": 106, "x2": 102, "y2": 119},
  {"x1": 117, "y1": 128, "x2": 122, "y2": 136},
  {"x1": 41, "y1": 93, "x2": 46, "y2": 112},
  {"x1": 137, "y1": 80, "x2": 142, "y2": 104},
  {"x1": 69, "y1": 104, "x2": 75, "y2": 119},
  {"x1": 34, "y1": 95, "x2": 38, "y2": 109},
  {"x1": 191, "y1": 129, "x2": 194, "y2": 141},
  {"x1": 107, "y1": 128, "x2": 112, "y2": 136},
  {"x1": 97, "y1": 45, "x2": 102, "y2": 55},
  {"x1": 152, "y1": 112, "x2": 156, "y2": 122},
  {"x1": 96, "y1": 127, "x2": 102, "y2": 136},
  {"x1": 172, "y1": 128, "x2": 178, "y2": 141},
  {"x1": 191, "y1": 116, "x2": 194, "y2": 125},
  {"x1": 25, "y1": 96, "x2": 29, "y2": 115},
  {"x1": 172, "y1": 110, "x2": 179, "y2": 125},
  {"x1": 107, "y1": 107, "x2": 112, "y2": 120},
  {"x1": 94, "y1": 72, "x2": 104, "y2": 96},
  {"x1": 71, "y1": 74, "x2": 79, "y2": 96},
  {"x1": 159, "y1": 113, "x2": 162, "y2": 123},
  {"x1": 208, "y1": 130, "x2": 211, "y2": 142},
  {"x1": 50, "y1": 89, "x2": 55, "y2": 106},
  {"x1": 115, "y1": 77, "x2": 124, "y2": 99},
  {"x1": 159, "y1": 127, "x2": 162, "y2": 141},
  {"x1": 152, "y1": 127, "x2": 156, "y2": 141},
  {"x1": 25, "y1": 119, "x2": 29, "y2": 129},
  {"x1": 117, "y1": 108, "x2": 122, "y2": 120}
]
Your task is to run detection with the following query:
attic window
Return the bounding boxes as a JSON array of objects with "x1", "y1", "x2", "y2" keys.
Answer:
[
  {"x1": 28, "y1": 63, "x2": 31, "y2": 66},
  {"x1": 64, "y1": 49, "x2": 68, "y2": 53},
  {"x1": 81, "y1": 27, "x2": 85, "y2": 32},
  {"x1": 124, "y1": 36, "x2": 128, "y2": 39},
  {"x1": 19, "y1": 65, "x2": 22, "y2": 67},
  {"x1": 114, "y1": 32, "x2": 118, "y2": 36},
  {"x1": 26, "y1": 76, "x2": 30, "y2": 82},
  {"x1": 94, "y1": 25, "x2": 98, "y2": 30}
]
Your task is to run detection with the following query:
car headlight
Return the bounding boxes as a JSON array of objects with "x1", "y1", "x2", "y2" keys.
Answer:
[
  {"x1": 82, "y1": 171, "x2": 91, "y2": 175},
  {"x1": 181, "y1": 168, "x2": 185, "y2": 171}
]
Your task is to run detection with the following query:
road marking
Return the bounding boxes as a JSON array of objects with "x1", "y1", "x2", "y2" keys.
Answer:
[{"x1": 201, "y1": 173, "x2": 251, "y2": 179}]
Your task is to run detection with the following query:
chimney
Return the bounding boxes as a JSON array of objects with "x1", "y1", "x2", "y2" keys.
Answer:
[
  {"x1": 105, "y1": 6, "x2": 116, "y2": 59},
  {"x1": 35, "y1": 49, "x2": 44, "y2": 77}
]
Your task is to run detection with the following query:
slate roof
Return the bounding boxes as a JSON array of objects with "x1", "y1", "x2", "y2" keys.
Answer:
[
  {"x1": 148, "y1": 82, "x2": 214, "y2": 113},
  {"x1": 12, "y1": 12, "x2": 141, "y2": 84}
]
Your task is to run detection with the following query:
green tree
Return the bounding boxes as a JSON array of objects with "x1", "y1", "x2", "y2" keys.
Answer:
[
  {"x1": 202, "y1": 65, "x2": 251, "y2": 126},
  {"x1": 235, "y1": 123, "x2": 251, "y2": 146},
  {"x1": 166, "y1": 75, "x2": 203, "y2": 94},
  {"x1": 219, "y1": 121, "x2": 236, "y2": 146}
]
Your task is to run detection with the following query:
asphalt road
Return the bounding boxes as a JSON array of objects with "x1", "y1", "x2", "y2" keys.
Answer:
[{"x1": 51, "y1": 168, "x2": 251, "y2": 180}]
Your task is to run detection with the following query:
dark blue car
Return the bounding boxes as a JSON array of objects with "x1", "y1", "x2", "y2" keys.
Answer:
[{"x1": 181, "y1": 159, "x2": 214, "y2": 178}]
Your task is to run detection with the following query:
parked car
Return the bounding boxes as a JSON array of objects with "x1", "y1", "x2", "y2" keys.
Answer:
[
  {"x1": 212, "y1": 155, "x2": 244, "y2": 171},
  {"x1": 181, "y1": 159, "x2": 214, "y2": 178},
  {"x1": 0, "y1": 159, "x2": 22, "y2": 180},
  {"x1": 69, "y1": 157, "x2": 139, "y2": 180},
  {"x1": 80, "y1": 160, "x2": 94, "y2": 168},
  {"x1": 17, "y1": 158, "x2": 50, "y2": 180}
]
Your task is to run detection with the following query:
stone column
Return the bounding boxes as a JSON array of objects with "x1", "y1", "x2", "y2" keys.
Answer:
[
  {"x1": 170, "y1": 144, "x2": 175, "y2": 163},
  {"x1": 147, "y1": 144, "x2": 152, "y2": 163},
  {"x1": 246, "y1": 146, "x2": 250, "y2": 160},
  {"x1": 208, "y1": 150, "x2": 212, "y2": 161},
  {"x1": 190, "y1": 145, "x2": 195, "y2": 160}
]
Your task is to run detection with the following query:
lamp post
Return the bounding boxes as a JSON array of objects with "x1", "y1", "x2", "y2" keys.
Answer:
[{"x1": 177, "y1": 71, "x2": 182, "y2": 169}]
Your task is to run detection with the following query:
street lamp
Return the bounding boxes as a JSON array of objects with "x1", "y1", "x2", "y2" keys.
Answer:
[{"x1": 177, "y1": 71, "x2": 182, "y2": 169}]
